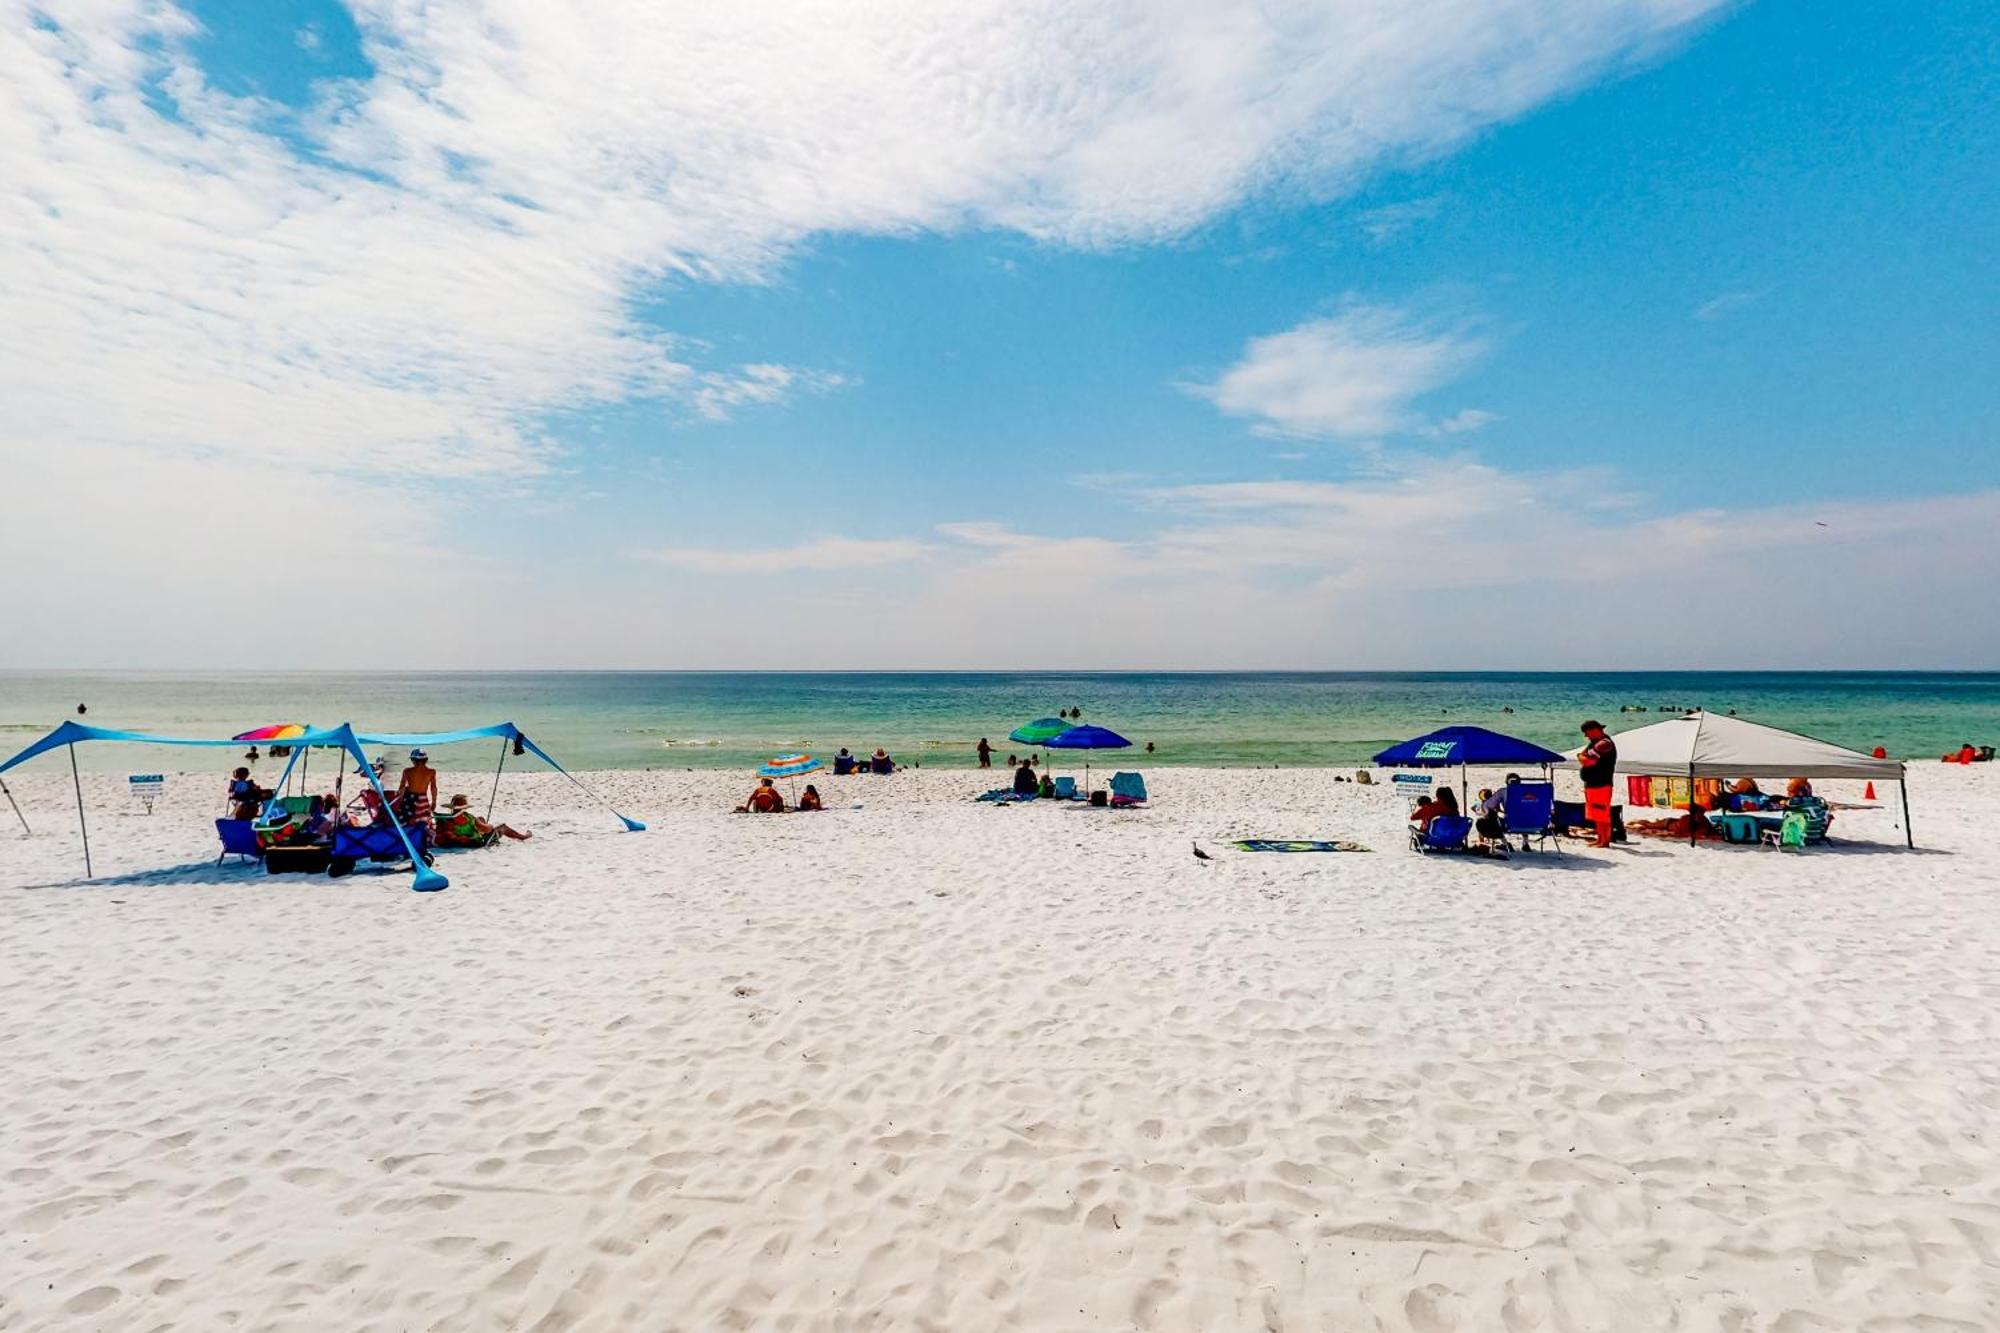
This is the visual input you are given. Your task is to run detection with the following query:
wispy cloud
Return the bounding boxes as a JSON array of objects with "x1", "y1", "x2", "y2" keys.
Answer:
[
  {"x1": 641, "y1": 537, "x2": 932, "y2": 574},
  {"x1": 1189, "y1": 304, "x2": 1485, "y2": 440},
  {"x1": 1422, "y1": 407, "x2": 1501, "y2": 436},
  {"x1": 1693, "y1": 288, "x2": 1770, "y2": 321},
  {"x1": 1357, "y1": 195, "x2": 1446, "y2": 244}
]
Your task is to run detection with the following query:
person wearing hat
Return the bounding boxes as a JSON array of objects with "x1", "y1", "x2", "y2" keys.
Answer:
[
  {"x1": 394, "y1": 748, "x2": 439, "y2": 822},
  {"x1": 1577, "y1": 720, "x2": 1618, "y2": 848},
  {"x1": 437, "y1": 792, "x2": 531, "y2": 844},
  {"x1": 869, "y1": 748, "x2": 895, "y2": 775}
]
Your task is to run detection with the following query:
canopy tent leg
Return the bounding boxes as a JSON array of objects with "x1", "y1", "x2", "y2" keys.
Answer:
[
  {"x1": 1, "y1": 775, "x2": 29, "y2": 835},
  {"x1": 1901, "y1": 779, "x2": 1914, "y2": 849},
  {"x1": 1688, "y1": 763, "x2": 1698, "y2": 847},
  {"x1": 300, "y1": 744, "x2": 309, "y2": 795},
  {"x1": 69, "y1": 744, "x2": 92, "y2": 879},
  {"x1": 486, "y1": 736, "x2": 508, "y2": 820},
  {"x1": 510, "y1": 730, "x2": 645, "y2": 832}
]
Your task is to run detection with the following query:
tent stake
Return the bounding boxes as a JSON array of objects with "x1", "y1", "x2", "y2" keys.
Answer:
[
  {"x1": 1, "y1": 776, "x2": 28, "y2": 835},
  {"x1": 69, "y1": 744, "x2": 92, "y2": 879},
  {"x1": 1900, "y1": 778, "x2": 1913, "y2": 849},
  {"x1": 486, "y1": 735, "x2": 508, "y2": 821}
]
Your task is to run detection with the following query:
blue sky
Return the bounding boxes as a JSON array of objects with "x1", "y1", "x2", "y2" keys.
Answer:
[{"x1": 3, "y1": 0, "x2": 1994, "y2": 668}]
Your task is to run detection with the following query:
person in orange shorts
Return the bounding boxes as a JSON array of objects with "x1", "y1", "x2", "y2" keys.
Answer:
[{"x1": 1577, "y1": 719, "x2": 1618, "y2": 848}]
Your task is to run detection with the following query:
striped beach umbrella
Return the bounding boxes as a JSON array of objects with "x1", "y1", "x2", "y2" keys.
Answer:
[
  {"x1": 757, "y1": 753, "x2": 822, "y2": 803},
  {"x1": 232, "y1": 723, "x2": 309, "y2": 742}
]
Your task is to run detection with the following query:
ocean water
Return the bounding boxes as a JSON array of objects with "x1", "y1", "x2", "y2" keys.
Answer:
[{"x1": 2, "y1": 671, "x2": 1996, "y2": 777}]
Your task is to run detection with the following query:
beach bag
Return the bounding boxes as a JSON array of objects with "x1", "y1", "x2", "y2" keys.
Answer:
[{"x1": 1775, "y1": 811, "x2": 1808, "y2": 850}]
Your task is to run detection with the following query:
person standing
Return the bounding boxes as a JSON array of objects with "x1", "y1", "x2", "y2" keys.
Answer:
[
  {"x1": 976, "y1": 737, "x2": 992, "y2": 768},
  {"x1": 1577, "y1": 720, "x2": 1618, "y2": 848}
]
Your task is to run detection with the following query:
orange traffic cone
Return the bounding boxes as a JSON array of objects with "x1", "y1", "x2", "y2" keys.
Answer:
[{"x1": 1863, "y1": 781, "x2": 1876, "y2": 800}]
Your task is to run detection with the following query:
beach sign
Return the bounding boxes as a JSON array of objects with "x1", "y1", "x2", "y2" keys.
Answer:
[
  {"x1": 1392, "y1": 773, "x2": 1433, "y2": 799},
  {"x1": 128, "y1": 773, "x2": 165, "y2": 814}
]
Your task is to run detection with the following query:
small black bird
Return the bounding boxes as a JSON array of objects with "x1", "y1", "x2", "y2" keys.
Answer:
[{"x1": 1192, "y1": 841, "x2": 1213, "y2": 862}]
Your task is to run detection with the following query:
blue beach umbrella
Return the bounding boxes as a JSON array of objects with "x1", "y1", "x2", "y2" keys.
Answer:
[{"x1": 1042, "y1": 724, "x2": 1132, "y2": 795}]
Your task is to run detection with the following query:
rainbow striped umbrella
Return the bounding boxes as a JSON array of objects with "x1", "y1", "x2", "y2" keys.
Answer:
[
  {"x1": 232, "y1": 722, "x2": 309, "y2": 742},
  {"x1": 756, "y1": 752, "x2": 822, "y2": 804},
  {"x1": 758, "y1": 753, "x2": 822, "y2": 778}
]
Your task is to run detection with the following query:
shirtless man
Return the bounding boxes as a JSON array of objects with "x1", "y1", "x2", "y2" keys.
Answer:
[{"x1": 395, "y1": 749, "x2": 439, "y2": 818}]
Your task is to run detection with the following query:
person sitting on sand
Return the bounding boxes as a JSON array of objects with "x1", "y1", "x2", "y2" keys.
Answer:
[
  {"x1": 833, "y1": 748, "x2": 855, "y2": 775},
  {"x1": 798, "y1": 784, "x2": 823, "y2": 812},
  {"x1": 436, "y1": 793, "x2": 531, "y2": 844},
  {"x1": 738, "y1": 777, "x2": 786, "y2": 813},
  {"x1": 226, "y1": 766, "x2": 269, "y2": 820},
  {"x1": 1013, "y1": 758, "x2": 1039, "y2": 797},
  {"x1": 395, "y1": 749, "x2": 439, "y2": 820},
  {"x1": 870, "y1": 748, "x2": 895, "y2": 775}
]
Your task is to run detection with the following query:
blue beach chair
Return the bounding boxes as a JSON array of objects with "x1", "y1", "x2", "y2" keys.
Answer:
[
  {"x1": 216, "y1": 818, "x2": 263, "y2": 866},
  {"x1": 1411, "y1": 814, "x2": 1475, "y2": 854},
  {"x1": 1502, "y1": 781, "x2": 1558, "y2": 852}
]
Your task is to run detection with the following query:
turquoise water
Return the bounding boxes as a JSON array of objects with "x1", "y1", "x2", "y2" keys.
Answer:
[{"x1": 3, "y1": 671, "x2": 1996, "y2": 776}]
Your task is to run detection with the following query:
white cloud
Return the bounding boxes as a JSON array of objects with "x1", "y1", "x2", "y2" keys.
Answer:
[
  {"x1": 642, "y1": 537, "x2": 931, "y2": 574},
  {"x1": 1424, "y1": 407, "x2": 1500, "y2": 436},
  {"x1": 1191, "y1": 304, "x2": 1486, "y2": 439},
  {"x1": 1357, "y1": 194, "x2": 1446, "y2": 244},
  {"x1": 1, "y1": 0, "x2": 1724, "y2": 486},
  {"x1": 1693, "y1": 288, "x2": 1770, "y2": 321}
]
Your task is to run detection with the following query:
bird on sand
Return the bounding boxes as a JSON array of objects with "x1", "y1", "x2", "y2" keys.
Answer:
[{"x1": 1192, "y1": 842, "x2": 1213, "y2": 862}]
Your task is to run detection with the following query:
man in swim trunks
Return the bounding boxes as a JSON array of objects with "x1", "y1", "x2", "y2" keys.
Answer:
[{"x1": 1577, "y1": 720, "x2": 1617, "y2": 848}]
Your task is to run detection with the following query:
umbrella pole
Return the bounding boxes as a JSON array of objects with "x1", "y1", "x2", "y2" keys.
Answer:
[
  {"x1": 69, "y1": 744, "x2": 92, "y2": 880},
  {"x1": 1, "y1": 776, "x2": 28, "y2": 835},
  {"x1": 300, "y1": 745, "x2": 309, "y2": 796},
  {"x1": 487, "y1": 736, "x2": 508, "y2": 821},
  {"x1": 1900, "y1": 778, "x2": 1913, "y2": 849}
]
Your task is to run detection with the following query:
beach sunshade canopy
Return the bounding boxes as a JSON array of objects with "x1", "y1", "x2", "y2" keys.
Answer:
[
  {"x1": 1042, "y1": 724, "x2": 1132, "y2": 751},
  {"x1": 0, "y1": 719, "x2": 645, "y2": 891},
  {"x1": 1373, "y1": 726, "x2": 1564, "y2": 769},
  {"x1": 1008, "y1": 717, "x2": 1075, "y2": 746},
  {"x1": 758, "y1": 753, "x2": 822, "y2": 778},
  {"x1": 232, "y1": 722, "x2": 310, "y2": 742},
  {"x1": 1582, "y1": 711, "x2": 1905, "y2": 780}
]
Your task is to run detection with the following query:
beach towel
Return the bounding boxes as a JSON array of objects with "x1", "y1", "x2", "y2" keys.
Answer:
[
  {"x1": 976, "y1": 790, "x2": 1035, "y2": 803},
  {"x1": 1230, "y1": 839, "x2": 1371, "y2": 853}
]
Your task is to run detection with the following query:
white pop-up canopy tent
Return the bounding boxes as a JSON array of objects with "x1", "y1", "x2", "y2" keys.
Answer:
[{"x1": 1579, "y1": 710, "x2": 1911, "y2": 846}]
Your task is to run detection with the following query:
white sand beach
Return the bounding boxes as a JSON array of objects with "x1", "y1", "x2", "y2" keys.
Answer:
[{"x1": 2, "y1": 764, "x2": 1997, "y2": 1331}]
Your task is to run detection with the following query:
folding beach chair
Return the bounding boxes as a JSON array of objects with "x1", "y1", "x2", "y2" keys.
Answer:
[
  {"x1": 1052, "y1": 776, "x2": 1078, "y2": 801},
  {"x1": 215, "y1": 818, "x2": 263, "y2": 866},
  {"x1": 1501, "y1": 781, "x2": 1558, "y2": 852},
  {"x1": 1410, "y1": 814, "x2": 1475, "y2": 854},
  {"x1": 1762, "y1": 798, "x2": 1831, "y2": 850}
]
